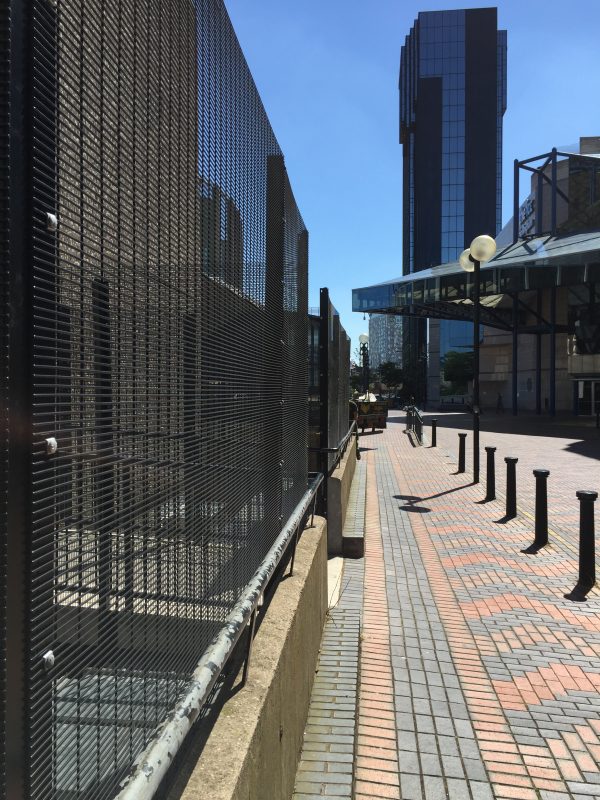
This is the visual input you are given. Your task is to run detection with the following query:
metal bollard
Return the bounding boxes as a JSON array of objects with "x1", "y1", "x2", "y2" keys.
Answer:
[
  {"x1": 565, "y1": 490, "x2": 598, "y2": 601},
  {"x1": 504, "y1": 457, "x2": 518, "y2": 519},
  {"x1": 457, "y1": 433, "x2": 467, "y2": 473},
  {"x1": 522, "y1": 469, "x2": 549, "y2": 553},
  {"x1": 431, "y1": 418, "x2": 437, "y2": 447},
  {"x1": 484, "y1": 447, "x2": 496, "y2": 501}
]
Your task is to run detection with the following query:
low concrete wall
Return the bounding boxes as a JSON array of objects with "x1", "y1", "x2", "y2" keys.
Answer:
[
  {"x1": 169, "y1": 517, "x2": 327, "y2": 800},
  {"x1": 327, "y1": 438, "x2": 357, "y2": 555}
]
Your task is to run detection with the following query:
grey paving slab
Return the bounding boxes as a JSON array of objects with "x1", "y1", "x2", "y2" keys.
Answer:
[{"x1": 293, "y1": 460, "x2": 366, "y2": 800}]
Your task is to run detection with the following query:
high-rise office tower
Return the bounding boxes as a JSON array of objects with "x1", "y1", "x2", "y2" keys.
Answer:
[
  {"x1": 399, "y1": 8, "x2": 507, "y2": 403},
  {"x1": 369, "y1": 314, "x2": 404, "y2": 369}
]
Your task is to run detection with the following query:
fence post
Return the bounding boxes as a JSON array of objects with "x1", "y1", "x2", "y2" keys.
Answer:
[
  {"x1": 504, "y1": 457, "x2": 518, "y2": 519},
  {"x1": 522, "y1": 469, "x2": 549, "y2": 553},
  {"x1": 318, "y1": 288, "x2": 330, "y2": 516},
  {"x1": 458, "y1": 433, "x2": 467, "y2": 473},
  {"x1": 484, "y1": 446, "x2": 496, "y2": 501},
  {"x1": 565, "y1": 490, "x2": 598, "y2": 601},
  {"x1": 431, "y1": 418, "x2": 437, "y2": 447}
]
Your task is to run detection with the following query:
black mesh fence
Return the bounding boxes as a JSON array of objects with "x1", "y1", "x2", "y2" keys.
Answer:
[
  {"x1": 308, "y1": 289, "x2": 351, "y2": 475},
  {"x1": 308, "y1": 314, "x2": 320, "y2": 473},
  {"x1": 2, "y1": 0, "x2": 308, "y2": 797},
  {"x1": 0, "y1": 2, "x2": 9, "y2": 795}
]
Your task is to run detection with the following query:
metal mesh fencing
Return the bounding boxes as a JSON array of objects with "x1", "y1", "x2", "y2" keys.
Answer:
[
  {"x1": 310, "y1": 289, "x2": 351, "y2": 475},
  {"x1": 1, "y1": 0, "x2": 308, "y2": 797},
  {"x1": 308, "y1": 314, "x2": 320, "y2": 473},
  {"x1": 0, "y1": 2, "x2": 9, "y2": 795}
]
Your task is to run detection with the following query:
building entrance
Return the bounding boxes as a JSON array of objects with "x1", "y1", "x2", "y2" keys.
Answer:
[{"x1": 578, "y1": 380, "x2": 600, "y2": 415}]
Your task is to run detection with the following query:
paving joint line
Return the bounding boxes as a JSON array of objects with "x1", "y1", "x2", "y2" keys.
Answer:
[{"x1": 434, "y1": 442, "x2": 591, "y2": 568}]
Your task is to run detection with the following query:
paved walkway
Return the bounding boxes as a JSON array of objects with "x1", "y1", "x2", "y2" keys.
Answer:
[
  {"x1": 418, "y1": 410, "x2": 600, "y2": 555},
  {"x1": 293, "y1": 461, "x2": 365, "y2": 800},
  {"x1": 295, "y1": 410, "x2": 600, "y2": 800}
]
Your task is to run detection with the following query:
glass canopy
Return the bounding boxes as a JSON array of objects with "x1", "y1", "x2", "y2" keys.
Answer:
[{"x1": 352, "y1": 231, "x2": 600, "y2": 329}]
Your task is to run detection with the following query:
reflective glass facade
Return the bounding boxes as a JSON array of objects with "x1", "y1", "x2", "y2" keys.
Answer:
[
  {"x1": 420, "y1": 10, "x2": 466, "y2": 265},
  {"x1": 400, "y1": 9, "x2": 506, "y2": 270},
  {"x1": 399, "y1": 8, "x2": 506, "y2": 399}
]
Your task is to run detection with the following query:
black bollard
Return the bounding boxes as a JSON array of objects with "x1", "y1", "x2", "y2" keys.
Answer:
[
  {"x1": 522, "y1": 469, "x2": 549, "y2": 553},
  {"x1": 458, "y1": 433, "x2": 467, "y2": 473},
  {"x1": 565, "y1": 490, "x2": 598, "y2": 602},
  {"x1": 504, "y1": 457, "x2": 518, "y2": 519},
  {"x1": 484, "y1": 447, "x2": 496, "y2": 501},
  {"x1": 431, "y1": 418, "x2": 437, "y2": 448}
]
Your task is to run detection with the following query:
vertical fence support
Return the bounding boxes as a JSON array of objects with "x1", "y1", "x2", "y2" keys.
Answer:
[
  {"x1": 565, "y1": 491, "x2": 598, "y2": 601},
  {"x1": 504, "y1": 457, "x2": 518, "y2": 519},
  {"x1": 484, "y1": 446, "x2": 496, "y2": 501},
  {"x1": 318, "y1": 288, "x2": 330, "y2": 516},
  {"x1": 431, "y1": 418, "x2": 437, "y2": 447},
  {"x1": 457, "y1": 433, "x2": 467, "y2": 474},
  {"x1": 5, "y1": 0, "x2": 34, "y2": 792},
  {"x1": 522, "y1": 469, "x2": 549, "y2": 553}
]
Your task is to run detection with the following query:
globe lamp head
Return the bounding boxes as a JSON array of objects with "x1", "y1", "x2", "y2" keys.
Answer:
[
  {"x1": 459, "y1": 248, "x2": 474, "y2": 272},
  {"x1": 470, "y1": 234, "x2": 496, "y2": 263}
]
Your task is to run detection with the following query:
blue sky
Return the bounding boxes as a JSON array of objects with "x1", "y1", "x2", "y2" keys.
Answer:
[{"x1": 225, "y1": 0, "x2": 600, "y2": 349}]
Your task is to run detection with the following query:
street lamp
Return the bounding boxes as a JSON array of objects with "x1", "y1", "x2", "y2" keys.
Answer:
[
  {"x1": 459, "y1": 234, "x2": 497, "y2": 484},
  {"x1": 358, "y1": 333, "x2": 369, "y2": 395}
]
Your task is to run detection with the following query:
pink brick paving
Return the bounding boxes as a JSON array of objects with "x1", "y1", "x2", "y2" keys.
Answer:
[
  {"x1": 354, "y1": 449, "x2": 401, "y2": 800},
  {"x1": 377, "y1": 408, "x2": 600, "y2": 799},
  {"x1": 423, "y1": 410, "x2": 600, "y2": 560}
]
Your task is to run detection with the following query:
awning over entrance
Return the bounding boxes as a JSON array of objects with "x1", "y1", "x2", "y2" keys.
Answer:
[{"x1": 352, "y1": 230, "x2": 600, "y2": 331}]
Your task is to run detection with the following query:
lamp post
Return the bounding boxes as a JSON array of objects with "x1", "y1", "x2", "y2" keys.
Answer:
[
  {"x1": 359, "y1": 333, "x2": 369, "y2": 395},
  {"x1": 459, "y1": 234, "x2": 497, "y2": 484}
]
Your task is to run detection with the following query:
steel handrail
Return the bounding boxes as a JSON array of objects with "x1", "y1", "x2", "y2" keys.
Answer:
[
  {"x1": 405, "y1": 405, "x2": 424, "y2": 444},
  {"x1": 114, "y1": 471, "x2": 324, "y2": 800},
  {"x1": 307, "y1": 419, "x2": 358, "y2": 472}
]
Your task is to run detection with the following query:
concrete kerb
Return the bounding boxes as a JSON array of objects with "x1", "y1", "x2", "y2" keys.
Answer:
[
  {"x1": 327, "y1": 440, "x2": 357, "y2": 555},
  {"x1": 167, "y1": 516, "x2": 328, "y2": 800}
]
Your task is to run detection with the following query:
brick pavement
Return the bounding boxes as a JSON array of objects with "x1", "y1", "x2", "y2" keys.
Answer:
[
  {"x1": 385, "y1": 409, "x2": 600, "y2": 799},
  {"x1": 354, "y1": 451, "x2": 400, "y2": 799},
  {"x1": 292, "y1": 556, "x2": 363, "y2": 800},
  {"x1": 417, "y1": 410, "x2": 600, "y2": 560},
  {"x1": 293, "y1": 460, "x2": 366, "y2": 800},
  {"x1": 293, "y1": 409, "x2": 600, "y2": 799}
]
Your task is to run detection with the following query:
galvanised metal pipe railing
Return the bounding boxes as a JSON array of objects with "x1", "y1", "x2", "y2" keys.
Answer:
[
  {"x1": 114, "y1": 472, "x2": 324, "y2": 800},
  {"x1": 406, "y1": 405, "x2": 424, "y2": 445},
  {"x1": 317, "y1": 420, "x2": 358, "y2": 470}
]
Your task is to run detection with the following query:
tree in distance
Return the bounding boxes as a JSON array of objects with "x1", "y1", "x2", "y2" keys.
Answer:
[{"x1": 441, "y1": 350, "x2": 473, "y2": 394}]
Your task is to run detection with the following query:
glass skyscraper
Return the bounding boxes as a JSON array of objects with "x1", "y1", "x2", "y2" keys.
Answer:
[{"x1": 399, "y1": 8, "x2": 506, "y2": 402}]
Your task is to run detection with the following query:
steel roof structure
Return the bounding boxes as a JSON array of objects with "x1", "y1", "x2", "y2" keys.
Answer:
[{"x1": 352, "y1": 230, "x2": 600, "y2": 333}]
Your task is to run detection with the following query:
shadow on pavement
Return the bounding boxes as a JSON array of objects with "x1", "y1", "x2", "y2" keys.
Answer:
[{"x1": 393, "y1": 482, "x2": 474, "y2": 506}]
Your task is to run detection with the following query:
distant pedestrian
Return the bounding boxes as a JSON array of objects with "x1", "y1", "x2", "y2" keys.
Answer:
[{"x1": 496, "y1": 392, "x2": 504, "y2": 414}]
